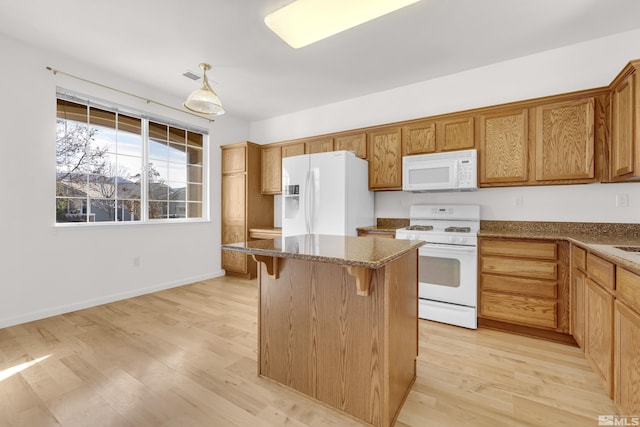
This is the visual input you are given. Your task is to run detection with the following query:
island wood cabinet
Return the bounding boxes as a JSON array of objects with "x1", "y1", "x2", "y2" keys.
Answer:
[
  {"x1": 615, "y1": 267, "x2": 640, "y2": 414},
  {"x1": 221, "y1": 142, "x2": 273, "y2": 278},
  {"x1": 609, "y1": 60, "x2": 640, "y2": 181},
  {"x1": 368, "y1": 126, "x2": 402, "y2": 190},
  {"x1": 479, "y1": 238, "x2": 570, "y2": 336},
  {"x1": 261, "y1": 145, "x2": 281, "y2": 195}
]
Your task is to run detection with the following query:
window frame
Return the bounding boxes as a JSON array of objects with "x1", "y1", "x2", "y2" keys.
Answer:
[{"x1": 55, "y1": 90, "x2": 210, "y2": 227}]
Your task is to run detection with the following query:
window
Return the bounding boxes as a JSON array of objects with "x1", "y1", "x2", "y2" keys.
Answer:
[{"x1": 55, "y1": 94, "x2": 207, "y2": 224}]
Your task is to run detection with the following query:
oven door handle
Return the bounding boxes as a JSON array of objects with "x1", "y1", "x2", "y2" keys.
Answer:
[{"x1": 419, "y1": 243, "x2": 477, "y2": 253}]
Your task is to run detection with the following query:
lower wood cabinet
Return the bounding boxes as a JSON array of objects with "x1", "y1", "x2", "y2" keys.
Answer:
[
  {"x1": 614, "y1": 267, "x2": 640, "y2": 414},
  {"x1": 585, "y1": 277, "x2": 614, "y2": 398},
  {"x1": 615, "y1": 300, "x2": 640, "y2": 414},
  {"x1": 571, "y1": 268, "x2": 586, "y2": 348},
  {"x1": 479, "y1": 238, "x2": 569, "y2": 335},
  {"x1": 356, "y1": 229, "x2": 395, "y2": 238}
]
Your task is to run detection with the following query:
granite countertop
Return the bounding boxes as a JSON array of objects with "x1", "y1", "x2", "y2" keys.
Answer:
[
  {"x1": 222, "y1": 234, "x2": 424, "y2": 269},
  {"x1": 479, "y1": 221, "x2": 640, "y2": 275}
]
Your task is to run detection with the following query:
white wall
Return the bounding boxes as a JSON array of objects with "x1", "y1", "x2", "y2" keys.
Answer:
[
  {"x1": 0, "y1": 34, "x2": 249, "y2": 328},
  {"x1": 251, "y1": 28, "x2": 640, "y2": 224}
]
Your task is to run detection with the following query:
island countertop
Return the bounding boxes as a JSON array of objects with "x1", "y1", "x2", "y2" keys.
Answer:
[{"x1": 221, "y1": 234, "x2": 424, "y2": 269}]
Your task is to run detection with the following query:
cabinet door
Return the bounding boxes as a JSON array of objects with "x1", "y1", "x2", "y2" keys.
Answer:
[
  {"x1": 368, "y1": 127, "x2": 402, "y2": 190},
  {"x1": 334, "y1": 133, "x2": 367, "y2": 158},
  {"x1": 436, "y1": 116, "x2": 474, "y2": 151},
  {"x1": 585, "y1": 278, "x2": 614, "y2": 398},
  {"x1": 571, "y1": 268, "x2": 586, "y2": 348},
  {"x1": 222, "y1": 146, "x2": 246, "y2": 174},
  {"x1": 402, "y1": 120, "x2": 436, "y2": 155},
  {"x1": 282, "y1": 143, "x2": 305, "y2": 158},
  {"x1": 305, "y1": 137, "x2": 333, "y2": 154},
  {"x1": 615, "y1": 300, "x2": 640, "y2": 415},
  {"x1": 261, "y1": 145, "x2": 282, "y2": 195},
  {"x1": 222, "y1": 174, "x2": 247, "y2": 273},
  {"x1": 535, "y1": 98, "x2": 595, "y2": 181},
  {"x1": 479, "y1": 109, "x2": 528, "y2": 184},
  {"x1": 611, "y1": 72, "x2": 635, "y2": 178}
]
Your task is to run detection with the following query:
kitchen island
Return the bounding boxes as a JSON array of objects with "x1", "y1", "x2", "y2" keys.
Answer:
[{"x1": 222, "y1": 234, "x2": 424, "y2": 427}]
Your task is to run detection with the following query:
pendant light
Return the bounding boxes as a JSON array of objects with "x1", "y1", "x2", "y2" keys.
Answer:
[{"x1": 184, "y1": 63, "x2": 225, "y2": 116}]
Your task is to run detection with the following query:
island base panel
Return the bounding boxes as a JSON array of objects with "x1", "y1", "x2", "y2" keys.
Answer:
[{"x1": 258, "y1": 251, "x2": 418, "y2": 427}]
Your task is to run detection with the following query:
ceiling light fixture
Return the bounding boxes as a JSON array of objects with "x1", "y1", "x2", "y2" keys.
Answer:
[
  {"x1": 264, "y1": 0, "x2": 421, "y2": 48},
  {"x1": 184, "y1": 63, "x2": 225, "y2": 116}
]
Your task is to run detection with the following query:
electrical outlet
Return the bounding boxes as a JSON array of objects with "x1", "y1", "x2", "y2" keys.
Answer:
[
  {"x1": 133, "y1": 256, "x2": 141, "y2": 267},
  {"x1": 616, "y1": 193, "x2": 629, "y2": 208},
  {"x1": 514, "y1": 195, "x2": 523, "y2": 208}
]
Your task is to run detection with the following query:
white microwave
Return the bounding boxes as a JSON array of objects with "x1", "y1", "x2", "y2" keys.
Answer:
[{"x1": 402, "y1": 149, "x2": 478, "y2": 192}]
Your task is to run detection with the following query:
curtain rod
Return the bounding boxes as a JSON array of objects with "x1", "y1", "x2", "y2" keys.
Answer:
[{"x1": 46, "y1": 66, "x2": 215, "y2": 123}]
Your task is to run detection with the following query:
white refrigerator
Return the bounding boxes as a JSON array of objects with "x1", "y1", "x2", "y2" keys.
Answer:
[{"x1": 282, "y1": 151, "x2": 374, "y2": 237}]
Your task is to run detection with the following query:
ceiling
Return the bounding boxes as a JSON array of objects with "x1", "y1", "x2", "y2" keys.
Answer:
[{"x1": 2, "y1": 0, "x2": 640, "y2": 122}]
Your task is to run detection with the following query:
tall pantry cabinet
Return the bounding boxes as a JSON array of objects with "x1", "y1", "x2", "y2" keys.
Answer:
[{"x1": 221, "y1": 141, "x2": 274, "y2": 278}]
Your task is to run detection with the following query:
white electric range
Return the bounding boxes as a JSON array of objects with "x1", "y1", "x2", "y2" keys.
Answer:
[{"x1": 395, "y1": 204, "x2": 480, "y2": 329}]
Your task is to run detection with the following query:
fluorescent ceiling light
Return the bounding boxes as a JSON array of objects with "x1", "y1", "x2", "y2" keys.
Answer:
[{"x1": 264, "y1": 0, "x2": 421, "y2": 48}]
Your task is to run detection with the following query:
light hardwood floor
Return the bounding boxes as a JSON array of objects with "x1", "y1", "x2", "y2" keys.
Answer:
[{"x1": 0, "y1": 276, "x2": 616, "y2": 427}]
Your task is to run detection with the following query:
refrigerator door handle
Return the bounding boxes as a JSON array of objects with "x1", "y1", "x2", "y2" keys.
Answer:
[
  {"x1": 304, "y1": 170, "x2": 311, "y2": 234},
  {"x1": 309, "y1": 169, "x2": 315, "y2": 234}
]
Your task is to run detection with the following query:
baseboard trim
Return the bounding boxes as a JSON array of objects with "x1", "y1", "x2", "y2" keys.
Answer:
[
  {"x1": 478, "y1": 318, "x2": 578, "y2": 346},
  {"x1": 0, "y1": 270, "x2": 226, "y2": 329}
]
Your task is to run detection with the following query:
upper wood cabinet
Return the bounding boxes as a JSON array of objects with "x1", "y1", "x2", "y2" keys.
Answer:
[
  {"x1": 368, "y1": 127, "x2": 402, "y2": 190},
  {"x1": 610, "y1": 60, "x2": 640, "y2": 181},
  {"x1": 402, "y1": 120, "x2": 436, "y2": 155},
  {"x1": 221, "y1": 146, "x2": 246, "y2": 174},
  {"x1": 261, "y1": 145, "x2": 281, "y2": 195},
  {"x1": 255, "y1": 59, "x2": 640, "y2": 190},
  {"x1": 534, "y1": 98, "x2": 595, "y2": 181},
  {"x1": 479, "y1": 109, "x2": 529, "y2": 185},
  {"x1": 282, "y1": 142, "x2": 305, "y2": 158},
  {"x1": 437, "y1": 116, "x2": 475, "y2": 151},
  {"x1": 334, "y1": 132, "x2": 367, "y2": 158},
  {"x1": 305, "y1": 137, "x2": 333, "y2": 154}
]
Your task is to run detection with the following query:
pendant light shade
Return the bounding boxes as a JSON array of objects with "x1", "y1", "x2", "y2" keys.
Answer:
[{"x1": 184, "y1": 63, "x2": 225, "y2": 116}]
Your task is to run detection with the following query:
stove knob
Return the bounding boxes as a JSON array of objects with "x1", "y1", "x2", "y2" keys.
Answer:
[
  {"x1": 448, "y1": 236, "x2": 455, "y2": 243},
  {"x1": 458, "y1": 237, "x2": 467, "y2": 244}
]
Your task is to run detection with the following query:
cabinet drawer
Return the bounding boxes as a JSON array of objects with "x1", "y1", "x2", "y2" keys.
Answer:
[
  {"x1": 617, "y1": 268, "x2": 640, "y2": 313},
  {"x1": 586, "y1": 253, "x2": 615, "y2": 291},
  {"x1": 572, "y1": 245, "x2": 586, "y2": 272},
  {"x1": 481, "y1": 257, "x2": 557, "y2": 280},
  {"x1": 480, "y1": 292, "x2": 557, "y2": 329},
  {"x1": 481, "y1": 273, "x2": 557, "y2": 298},
  {"x1": 480, "y1": 239, "x2": 557, "y2": 260}
]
